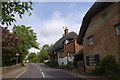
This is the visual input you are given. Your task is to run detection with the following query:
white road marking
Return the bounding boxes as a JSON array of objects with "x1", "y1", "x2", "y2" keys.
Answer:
[
  {"x1": 16, "y1": 64, "x2": 28, "y2": 78},
  {"x1": 41, "y1": 72, "x2": 45, "y2": 77},
  {"x1": 34, "y1": 64, "x2": 41, "y2": 72},
  {"x1": 34, "y1": 63, "x2": 45, "y2": 78}
]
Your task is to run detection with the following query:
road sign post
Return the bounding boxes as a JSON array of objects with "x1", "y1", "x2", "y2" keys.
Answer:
[
  {"x1": 16, "y1": 53, "x2": 20, "y2": 64},
  {"x1": 16, "y1": 56, "x2": 18, "y2": 64}
]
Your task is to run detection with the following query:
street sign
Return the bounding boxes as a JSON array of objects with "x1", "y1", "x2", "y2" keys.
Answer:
[{"x1": 16, "y1": 53, "x2": 20, "y2": 56}]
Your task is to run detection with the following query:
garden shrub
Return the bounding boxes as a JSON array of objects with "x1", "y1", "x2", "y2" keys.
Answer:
[
  {"x1": 89, "y1": 55, "x2": 120, "y2": 78},
  {"x1": 65, "y1": 62, "x2": 75, "y2": 70},
  {"x1": 47, "y1": 60, "x2": 58, "y2": 67},
  {"x1": 89, "y1": 66, "x2": 104, "y2": 75},
  {"x1": 21, "y1": 63, "x2": 25, "y2": 67},
  {"x1": 100, "y1": 55, "x2": 119, "y2": 74}
]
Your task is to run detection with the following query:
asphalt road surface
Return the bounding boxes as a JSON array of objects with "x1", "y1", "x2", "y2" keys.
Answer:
[{"x1": 17, "y1": 63, "x2": 87, "y2": 80}]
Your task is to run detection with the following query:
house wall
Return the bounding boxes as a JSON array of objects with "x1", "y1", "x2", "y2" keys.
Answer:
[
  {"x1": 56, "y1": 49, "x2": 72, "y2": 66},
  {"x1": 75, "y1": 41, "x2": 83, "y2": 54},
  {"x1": 56, "y1": 49, "x2": 64, "y2": 66},
  {"x1": 64, "y1": 41, "x2": 75, "y2": 54},
  {"x1": 58, "y1": 57, "x2": 67, "y2": 66},
  {"x1": 58, "y1": 56, "x2": 74, "y2": 66},
  {"x1": 57, "y1": 49, "x2": 74, "y2": 66},
  {"x1": 64, "y1": 40, "x2": 82, "y2": 54},
  {"x1": 57, "y1": 40, "x2": 81, "y2": 66},
  {"x1": 118, "y1": 2, "x2": 120, "y2": 65},
  {"x1": 83, "y1": 3, "x2": 120, "y2": 71},
  {"x1": 57, "y1": 41, "x2": 75, "y2": 66}
]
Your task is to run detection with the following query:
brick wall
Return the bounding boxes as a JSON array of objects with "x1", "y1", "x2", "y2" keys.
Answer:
[
  {"x1": 64, "y1": 41, "x2": 75, "y2": 54},
  {"x1": 75, "y1": 41, "x2": 83, "y2": 54},
  {"x1": 64, "y1": 40, "x2": 82, "y2": 55}
]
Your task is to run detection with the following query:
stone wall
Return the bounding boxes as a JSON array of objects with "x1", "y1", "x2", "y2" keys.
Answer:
[{"x1": 2, "y1": 64, "x2": 22, "y2": 74}]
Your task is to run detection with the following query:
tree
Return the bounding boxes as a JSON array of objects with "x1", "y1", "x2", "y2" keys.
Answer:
[
  {"x1": 38, "y1": 44, "x2": 51, "y2": 62},
  {"x1": 2, "y1": 27, "x2": 20, "y2": 66},
  {"x1": 12, "y1": 25, "x2": 39, "y2": 63},
  {"x1": 28, "y1": 52, "x2": 38, "y2": 63},
  {"x1": 0, "y1": 1, "x2": 33, "y2": 25}
]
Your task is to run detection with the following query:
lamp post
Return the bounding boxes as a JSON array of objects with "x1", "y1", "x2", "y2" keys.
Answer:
[{"x1": 16, "y1": 53, "x2": 20, "y2": 64}]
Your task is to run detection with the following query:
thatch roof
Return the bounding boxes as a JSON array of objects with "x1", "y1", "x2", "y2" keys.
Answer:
[
  {"x1": 77, "y1": 2, "x2": 112, "y2": 45},
  {"x1": 50, "y1": 32, "x2": 77, "y2": 52}
]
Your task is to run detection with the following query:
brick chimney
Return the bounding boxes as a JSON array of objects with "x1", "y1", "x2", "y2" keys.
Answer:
[{"x1": 64, "y1": 27, "x2": 68, "y2": 35}]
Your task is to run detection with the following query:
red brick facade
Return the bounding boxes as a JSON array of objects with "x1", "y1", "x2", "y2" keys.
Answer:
[{"x1": 64, "y1": 40, "x2": 82, "y2": 56}]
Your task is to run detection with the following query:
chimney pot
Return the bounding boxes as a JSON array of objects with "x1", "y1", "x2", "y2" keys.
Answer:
[{"x1": 64, "y1": 27, "x2": 68, "y2": 35}]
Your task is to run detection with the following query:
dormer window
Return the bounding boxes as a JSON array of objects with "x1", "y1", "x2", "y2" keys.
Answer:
[
  {"x1": 64, "y1": 38, "x2": 74, "y2": 44},
  {"x1": 87, "y1": 36, "x2": 94, "y2": 46},
  {"x1": 65, "y1": 40, "x2": 69, "y2": 44}
]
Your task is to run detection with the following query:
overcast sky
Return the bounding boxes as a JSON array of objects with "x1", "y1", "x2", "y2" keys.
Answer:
[{"x1": 2, "y1": 2, "x2": 95, "y2": 53}]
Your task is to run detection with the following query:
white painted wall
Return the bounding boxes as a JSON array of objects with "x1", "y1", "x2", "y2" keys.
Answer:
[{"x1": 58, "y1": 56, "x2": 74, "y2": 66}]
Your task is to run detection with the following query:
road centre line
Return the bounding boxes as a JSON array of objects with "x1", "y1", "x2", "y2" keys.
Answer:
[
  {"x1": 34, "y1": 64, "x2": 45, "y2": 78},
  {"x1": 41, "y1": 72, "x2": 45, "y2": 77},
  {"x1": 34, "y1": 64, "x2": 42, "y2": 71}
]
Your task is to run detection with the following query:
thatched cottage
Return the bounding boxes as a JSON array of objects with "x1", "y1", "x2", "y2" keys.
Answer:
[
  {"x1": 77, "y1": 2, "x2": 120, "y2": 71},
  {"x1": 51, "y1": 27, "x2": 82, "y2": 66}
]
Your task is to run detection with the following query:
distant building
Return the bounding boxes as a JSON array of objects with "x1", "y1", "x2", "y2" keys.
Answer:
[
  {"x1": 50, "y1": 27, "x2": 82, "y2": 66},
  {"x1": 77, "y1": 2, "x2": 120, "y2": 71}
]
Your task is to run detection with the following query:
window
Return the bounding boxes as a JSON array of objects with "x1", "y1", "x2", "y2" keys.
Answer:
[
  {"x1": 102, "y1": 13, "x2": 107, "y2": 19},
  {"x1": 86, "y1": 54, "x2": 100, "y2": 66},
  {"x1": 59, "y1": 51, "x2": 64, "y2": 58},
  {"x1": 69, "y1": 52, "x2": 73, "y2": 57},
  {"x1": 86, "y1": 56, "x2": 90, "y2": 65},
  {"x1": 115, "y1": 23, "x2": 120, "y2": 35},
  {"x1": 87, "y1": 36, "x2": 94, "y2": 46},
  {"x1": 65, "y1": 40, "x2": 69, "y2": 44},
  {"x1": 65, "y1": 38, "x2": 74, "y2": 44}
]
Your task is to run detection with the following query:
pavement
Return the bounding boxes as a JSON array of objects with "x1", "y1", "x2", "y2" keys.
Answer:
[
  {"x1": 2, "y1": 67, "x2": 27, "y2": 79},
  {"x1": 1, "y1": 63, "x2": 110, "y2": 80}
]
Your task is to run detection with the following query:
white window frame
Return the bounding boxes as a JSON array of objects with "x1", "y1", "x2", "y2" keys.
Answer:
[{"x1": 87, "y1": 36, "x2": 94, "y2": 46}]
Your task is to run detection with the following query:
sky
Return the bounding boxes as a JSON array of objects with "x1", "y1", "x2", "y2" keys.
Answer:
[{"x1": 2, "y1": 2, "x2": 95, "y2": 53}]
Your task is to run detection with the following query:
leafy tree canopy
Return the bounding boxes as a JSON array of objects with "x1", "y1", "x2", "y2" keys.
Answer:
[
  {"x1": 28, "y1": 52, "x2": 38, "y2": 63},
  {"x1": 2, "y1": 26, "x2": 20, "y2": 66},
  {"x1": 0, "y1": 0, "x2": 33, "y2": 25},
  {"x1": 38, "y1": 44, "x2": 51, "y2": 62},
  {"x1": 12, "y1": 25, "x2": 39, "y2": 62}
]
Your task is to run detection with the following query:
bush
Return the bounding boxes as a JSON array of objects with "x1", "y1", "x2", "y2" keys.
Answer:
[
  {"x1": 89, "y1": 55, "x2": 120, "y2": 77},
  {"x1": 89, "y1": 66, "x2": 104, "y2": 75},
  {"x1": 47, "y1": 60, "x2": 58, "y2": 67},
  {"x1": 100, "y1": 55, "x2": 119, "y2": 74},
  {"x1": 21, "y1": 63, "x2": 25, "y2": 67},
  {"x1": 107, "y1": 73, "x2": 120, "y2": 80},
  {"x1": 65, "y1": 62, "x2": 75, "y2": 70}
]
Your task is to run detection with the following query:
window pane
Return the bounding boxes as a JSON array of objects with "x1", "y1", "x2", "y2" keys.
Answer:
[
  {"x1": 116, "y1": 25, "x2": 120, "y2": 35},
  {"x1": 86, "y1": 56, "x2": 90, "y2": 65},
  {"x1": 88, "y1": 36, "x2": 94, "y2": 45}
]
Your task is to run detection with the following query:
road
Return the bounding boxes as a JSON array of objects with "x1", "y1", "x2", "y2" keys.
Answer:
[{"x1": 17, "y1": 63, "x2": 86, "y2": 79}]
